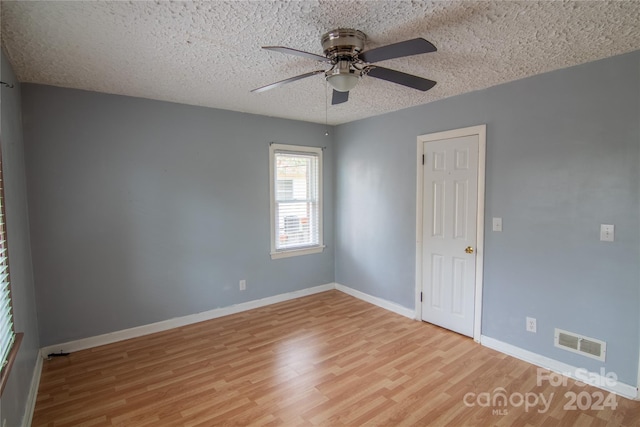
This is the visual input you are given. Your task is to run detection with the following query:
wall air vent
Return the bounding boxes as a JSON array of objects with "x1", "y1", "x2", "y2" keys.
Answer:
[{"x1": 554, "y1": 328, "x2": 606, "y2": 361}]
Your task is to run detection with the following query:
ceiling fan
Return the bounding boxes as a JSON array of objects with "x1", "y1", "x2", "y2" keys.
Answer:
[{"x1": 251, "y1": 29, "x2": 437, "y2": 105}]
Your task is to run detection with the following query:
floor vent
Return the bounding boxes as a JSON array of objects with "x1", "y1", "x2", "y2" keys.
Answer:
[{"x1": 554, "y1": 328, "x2": 606, "y2": 361}]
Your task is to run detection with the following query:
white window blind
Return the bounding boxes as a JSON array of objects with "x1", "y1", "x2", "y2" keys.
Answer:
[
  {"x1": 0, "y1": 160, "x2": 15, "y2": 374},
  {"x1": 269, "y1": 144, "x2": 323, "y2": 259}
]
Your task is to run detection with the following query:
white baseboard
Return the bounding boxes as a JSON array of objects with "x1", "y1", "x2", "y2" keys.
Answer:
[
  {"x1": 40, "y1": 282, "x2": 417, "y2": 356},
  {"x1": 334, "y1": 283, "x2": 415, "y2": 319},
  {"x1": 481, "y1": 335, "x2": 638, "y2": 400},
  {"x1": 38, "y1": 282, "x2": 637, "y2": 402},
  {"x1": 40, "y1": 283, "x2": 335, "y2": 356},
  {"x1": 22, "y1": 352, "x2": 43, "y2": 427}
]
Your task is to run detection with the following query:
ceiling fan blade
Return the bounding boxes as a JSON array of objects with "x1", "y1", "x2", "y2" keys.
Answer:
[
  {"x1": 251, "y1": 70, "x2": 325, "y2": 93},
  {"x1": 331, "y1": 90, "x2": 349, "y2": 105},
  {"x1": 359, "y1": 38, "x2": 436, "y2": 63},
  {"x1": 367, "y1": 66, "x2": 436, "y2": 92},
  {"x1": 263, "y1": 46, "x2": 332, "y2": 63}
]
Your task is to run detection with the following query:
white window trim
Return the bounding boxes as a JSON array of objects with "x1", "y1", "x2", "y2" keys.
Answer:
[{"x1": 269, "y1": 143, "x2": 324, "y2": 260}]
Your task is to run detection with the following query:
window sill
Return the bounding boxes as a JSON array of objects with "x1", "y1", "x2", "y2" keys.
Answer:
[
  {"x1": 0, "y1": 332, "x2": 23, "y2": 397},
  {"x1": 271, "y1": 245, "x2": 325, "y2": 259}
]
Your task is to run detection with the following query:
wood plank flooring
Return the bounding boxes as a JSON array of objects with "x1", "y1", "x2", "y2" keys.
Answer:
[{"x1": 33, "y1": 291, "x2": 640, "y2": 426}]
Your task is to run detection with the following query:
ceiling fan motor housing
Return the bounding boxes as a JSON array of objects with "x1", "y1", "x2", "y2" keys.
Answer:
[{"x1": 321, "y1": 29, "x2": 367, "y2": 61}]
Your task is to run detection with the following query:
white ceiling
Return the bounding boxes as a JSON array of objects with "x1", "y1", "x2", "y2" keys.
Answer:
[{"x1": 2, "y1": 1, "x2": 639, "y2": 125}]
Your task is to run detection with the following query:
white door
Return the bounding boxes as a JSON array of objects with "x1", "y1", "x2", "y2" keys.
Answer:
[{"x1": 421, "y1": 134, "x2": 479, "y2": 337}]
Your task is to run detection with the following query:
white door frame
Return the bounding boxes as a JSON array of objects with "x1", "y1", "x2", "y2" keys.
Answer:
[{"x1": 415, "y1": 125, "x2": 486, "y2": 342}]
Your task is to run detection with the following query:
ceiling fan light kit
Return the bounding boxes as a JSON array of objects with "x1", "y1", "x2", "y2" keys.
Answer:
[
  {"x1": 325, "y1": 60, "x2": 360, "y2": 92},
  {"x1": 252, "y1": 28, "x2": 437, "y2": 105}
]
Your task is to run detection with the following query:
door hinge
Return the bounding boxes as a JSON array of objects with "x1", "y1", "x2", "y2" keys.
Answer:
[
  {"x1": 420, "y1": 292, "x2": 423, "y2": 302},
  {"x1": 422, "y1": 154, "x2": 425, "y2": 165}
]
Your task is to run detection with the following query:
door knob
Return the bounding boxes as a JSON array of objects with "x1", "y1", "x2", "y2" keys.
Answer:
[{"x1": 465, "y1": 246, "x2": 474, "y2": 254}]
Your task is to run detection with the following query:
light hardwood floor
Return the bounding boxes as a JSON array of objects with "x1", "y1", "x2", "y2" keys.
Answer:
[{"x1": 33, "y1": 291, "x2": 640, "y2": 426}]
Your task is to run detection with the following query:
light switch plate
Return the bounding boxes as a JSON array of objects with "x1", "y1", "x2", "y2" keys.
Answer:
[
  {"x1": 492, "y1": 217, "x2": 502, "y2": 232},
  {"x1": 600, "y1": 224, "x2": 614, "y2": 242}
]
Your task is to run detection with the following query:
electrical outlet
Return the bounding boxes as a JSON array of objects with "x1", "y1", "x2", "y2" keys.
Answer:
[
  {"x1": 526, "y1": 317, "x2": 537, "y2": 333},
  {"x1": 239, "y1": 280, "x2": 246, "y2": 291}
]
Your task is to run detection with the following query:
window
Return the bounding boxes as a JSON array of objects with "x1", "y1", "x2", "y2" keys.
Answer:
[
  {"x1": 0, "y1": 146, "x2": 22, "y2": 396},
  {"x1": 269, "y1": 144, "x2": 324, "y2": 259}
]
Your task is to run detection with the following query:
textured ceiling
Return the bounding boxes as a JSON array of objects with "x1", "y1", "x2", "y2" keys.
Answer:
[{"x1": 2, "y1": 1, "x2": 639, "y2": 125}]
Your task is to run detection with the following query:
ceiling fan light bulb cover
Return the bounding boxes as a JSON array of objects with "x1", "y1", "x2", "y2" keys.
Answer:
[{"x1": 327, "y1": 74, "x2": 359, "y2": 92}]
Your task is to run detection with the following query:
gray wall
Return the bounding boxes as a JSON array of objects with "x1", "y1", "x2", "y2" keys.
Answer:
[
  {"x1": 21, "y1": 85, "x2": 334, "y2": 347},
  {"x1": 334, "y1": 51, "x2": 639, "y2": 385},
  {"x1": 0, "y1": 51, "x2": 40, "y2": 426}
]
